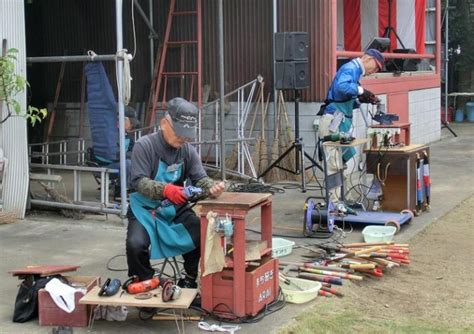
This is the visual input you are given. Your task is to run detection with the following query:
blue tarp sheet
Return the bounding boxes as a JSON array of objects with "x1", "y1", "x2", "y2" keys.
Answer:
[{"x1": 85, "y1": 62, "x2": 118, "y2": 162}]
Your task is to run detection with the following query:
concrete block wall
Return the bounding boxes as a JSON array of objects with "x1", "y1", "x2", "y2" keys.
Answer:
[{"x1": 409, "y1": 88, "x2": 441, "y2": 144}]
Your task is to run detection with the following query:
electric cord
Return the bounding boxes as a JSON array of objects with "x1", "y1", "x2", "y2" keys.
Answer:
[
  {"x1": 106, "y1": 254, "x2": 184, "y2": 280},
  {"x1": 194, "y1": 288, "x2": 286, "y2": 324},
  {"x1": 227, "y1": 179, "x2": 285, "y2": 194},
  {"x1": 130, "y1": 0, "x2": 137, "y2": 60}
]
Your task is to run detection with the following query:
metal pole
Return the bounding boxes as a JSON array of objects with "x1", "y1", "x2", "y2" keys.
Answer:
[
  {"x1": 116, "y1": 0, "x2": 128, "y2": 221},
  {"x1": 272, "y1": 0, "x2": 278, "y2": 135},
  {"x1": 133, "y1": 0, "x2": 159, "y2": 39},
  {"x1": 444, "y1": 0, "x2": 449, "y2": 123},
  {"x1": 149, "y1": 0, "x2": 154, "y2": 79},
  {"x1": 27, "y1": 54, "x2": 128, "y2": 63},
  {"x1": 218, "y1": 0, "x2": 226, "y2": 180}
]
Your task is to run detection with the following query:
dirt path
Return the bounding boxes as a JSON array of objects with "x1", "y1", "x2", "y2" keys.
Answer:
[{"x1": 279, "y1": 196, "x2": 474, "y2": 333}]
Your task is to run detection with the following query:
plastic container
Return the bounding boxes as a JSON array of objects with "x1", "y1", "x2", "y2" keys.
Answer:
[
  {"x1": 466, "y1": 102, "x2": 474, "y2": 122},
  {"x1": 272, "y1": 238, "x2": 295, "y2": 258},
  {"x1": 280, "y1": 277, "x2": 322, "y2": 304},
  {"x1": 362, "y1": 225, "x2": 397, "y2": 243},
  {"x1": 455, "y1": 109, "x2": 465, "y2": 123}
]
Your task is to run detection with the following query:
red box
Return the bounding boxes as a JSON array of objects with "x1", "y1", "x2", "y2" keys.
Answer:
[
  {"x1": 206, "y1": 256, "x2": 279, "y2": 317},
  {"x1": 38, "y1": 276, "x2": 99, "y2": 327}
]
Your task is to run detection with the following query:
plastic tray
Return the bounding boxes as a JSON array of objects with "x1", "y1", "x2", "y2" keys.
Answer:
[
  {"x1": 272, "y1": 238, "x2": 295, "y2": 258},
  {"x1": 280, "y1": 277, "x2": 321, "y2": 304},
  {"x1": 362, "y1": 225, "x2": 397, "y2": 243}
]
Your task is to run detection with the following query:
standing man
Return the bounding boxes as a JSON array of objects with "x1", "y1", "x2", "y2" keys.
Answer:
[
  {"x1": 319, "y1": 49, "x2": 384, "y2": 200},
  {"x1": 126, "y1": 97, "x2": 225, "y2": 288}
]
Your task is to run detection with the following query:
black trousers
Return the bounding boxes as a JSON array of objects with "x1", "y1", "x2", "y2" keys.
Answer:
[{"x1": 126, "y1": 208, "x2": 201, "y2": 281}]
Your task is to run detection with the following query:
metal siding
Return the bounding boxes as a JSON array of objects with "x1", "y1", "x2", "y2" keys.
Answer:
[
  {"x1": 0, "y1": 0, "x2": 29, "y2": 218},
  {"x1": 201, "y1": 0, "x2": 331, "y2": 102},
  {"x1": 278, "y1": 0, "x2": 332, "y2": 101},
  {"x1": 202, "y1": 0, "x2": 274, "y2": 100},
  {"x1": 25, "y1": 0, "x2": 155, "y2": 102},
  {"x1": 25, "y1": 0, "x2": 331, "y2": 105}
]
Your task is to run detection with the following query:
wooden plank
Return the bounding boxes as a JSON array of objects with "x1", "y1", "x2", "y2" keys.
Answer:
[
  {"x1": 199, "y1": 192, "x2": 271, "y2": 209},
  {"x1": 9, "y1": 265, "x2": 80, "y2": 277},
  {"x1": 323, "y1": 138, "x2": 368, "y2": 148},
  {"x1": 365, "y1": 144, "x2": 427, "y2": 153},
  {"x1": 79, "y1": 286, "x2": 197, "y2": 309},
  {"x1": 30, "y1": 173, "x2": 63, "y2": 183}
]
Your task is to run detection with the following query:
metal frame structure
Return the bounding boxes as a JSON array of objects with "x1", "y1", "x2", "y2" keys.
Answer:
[
  {"x1": 25, "y1": 0, "x2": 229, "y2": 216},
  {"x1": 26, "y1": 0, "x2": 130, "y2": 221},
  {"x1": 30, "y1": 163, "x2": 119, "y2": 214}
]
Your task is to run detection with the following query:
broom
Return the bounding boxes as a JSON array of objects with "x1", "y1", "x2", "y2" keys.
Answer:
[
  {"x1": 258, "y1": 94, "x2": 271, "y2": 176},
  {"x1": 278, "y1": 91, "x2": 296, "y2": 181},
  {"x1": 0, "y1": 211, "x2": 17, "y2": 224},
  {"x1": 266, "y1": 94, "x2": 282, "y2": 182},
  {"x1": 39, "y1": 182, "x2": 84, "y2": 220},
  {"x1": 252, "y1": 90, "x2": 269, "y2": 176}
]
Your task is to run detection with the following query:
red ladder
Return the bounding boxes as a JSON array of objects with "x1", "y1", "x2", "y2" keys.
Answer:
[{"x1": 146, "y1": 0, "x2": 202, "y2": 127}]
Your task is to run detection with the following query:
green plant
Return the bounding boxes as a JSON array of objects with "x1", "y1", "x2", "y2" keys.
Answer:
[{"x1": 0, "y1": 47, "x2": 47, "y2": 126}]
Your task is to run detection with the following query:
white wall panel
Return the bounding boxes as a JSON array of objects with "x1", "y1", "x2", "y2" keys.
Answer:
[{"x1": 0, "y1": 0, "x2": 29, "y2": 218}]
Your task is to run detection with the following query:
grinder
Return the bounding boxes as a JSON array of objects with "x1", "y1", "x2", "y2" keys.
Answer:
[{"x1": 122, "y1": 275, "x2": 181, "y2": 302}]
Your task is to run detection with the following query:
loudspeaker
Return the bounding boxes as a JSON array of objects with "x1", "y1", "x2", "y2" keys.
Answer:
[
  {"x1": 385, "y1": 48, "x2": 420, "y2": 72},
  {"x1": 275, "y1": 61, "x2": 309, "y2": 90},
  {"x1": 275, "y1": 32, "x2": 309, "y2": 61}
]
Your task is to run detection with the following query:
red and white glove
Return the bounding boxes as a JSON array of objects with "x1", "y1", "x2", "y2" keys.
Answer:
[{"x1": 163, "y1": 184, "x2": 187, "y2": 205}]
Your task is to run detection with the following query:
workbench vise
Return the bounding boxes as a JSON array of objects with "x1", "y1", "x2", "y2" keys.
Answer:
[{"x1": 372, "y1": 103, "x2": 399, "y2": 125}]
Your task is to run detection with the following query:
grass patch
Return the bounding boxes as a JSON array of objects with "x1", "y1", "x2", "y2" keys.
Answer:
[{"x1": 277, "y1": 308, "x2": 471, "y2": 334}]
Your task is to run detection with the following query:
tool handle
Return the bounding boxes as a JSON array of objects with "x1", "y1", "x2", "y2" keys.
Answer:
[
  {"x1": 354, "y1": 246, "x2": 384, "y2": 256},
  {"x1": 318, "y1": 290, "x2": 332, "y2": 297},
  {"x1": 342, "y1": 263, "x2": 376, "y2": 270},
  {"x1": 321, "y1": 286, "x2": 344, "y2": 297},
  {"x1": 343, "y1": 241, "x2": 394, "y2": 248}
]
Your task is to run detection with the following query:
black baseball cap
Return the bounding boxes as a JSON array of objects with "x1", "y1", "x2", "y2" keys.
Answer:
[{"x1": 166, "y1": 97, "x2": 198, "y2": 140}]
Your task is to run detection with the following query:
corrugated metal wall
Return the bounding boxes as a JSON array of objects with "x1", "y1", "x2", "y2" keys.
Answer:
[
  {"x1": 26, "y1": 0, "x2": 156, "y2": 103},
  {"x1": 202, "y1": 0, "x2": 332, "y2": 101},
  {"x1": 0, "y1": 0, "x2": 29, "y2": 218},
  {"x1": 25, "y1": 0, "x2": 331, "y2": 106},
  {"x1": 277, "y1": 0, "x2": 333, "y2": 101}
]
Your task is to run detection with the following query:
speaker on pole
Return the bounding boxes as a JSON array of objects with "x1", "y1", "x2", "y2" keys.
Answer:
[{"x1": 274, "y1": 32, "x2": 309, "y2": 90}]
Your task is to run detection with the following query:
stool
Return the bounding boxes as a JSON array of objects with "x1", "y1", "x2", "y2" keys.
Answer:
[{"x1": 199, "y1": 192, "x2": 276, "y2": 318}]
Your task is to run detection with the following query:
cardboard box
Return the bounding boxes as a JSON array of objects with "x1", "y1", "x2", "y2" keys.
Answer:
[{"x1": 38, "y1": 276, "x2": 99, "y2": 327}]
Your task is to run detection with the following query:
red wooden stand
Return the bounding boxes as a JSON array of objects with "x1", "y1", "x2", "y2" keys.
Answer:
[{"x1": 199, "y1": 192, "x2": 277, "y2": 318}]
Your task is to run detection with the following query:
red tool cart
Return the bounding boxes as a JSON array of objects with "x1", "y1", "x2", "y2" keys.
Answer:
[{"x1": 199, "y1": 192, "x2": 278, "y2": 318}]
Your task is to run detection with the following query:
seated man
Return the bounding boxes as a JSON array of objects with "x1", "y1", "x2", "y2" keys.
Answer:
[
  {"x1": 126, "y1": 97, "x2": 225, "y2": 288},
  {"x1": 99, "y1": 116, "x2": 135, "y2": 196}
]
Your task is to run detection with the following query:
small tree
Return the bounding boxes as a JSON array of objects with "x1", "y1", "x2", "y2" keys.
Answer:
[{"x1": 0, "y1": 45, "x2": 47, "y2": 126}]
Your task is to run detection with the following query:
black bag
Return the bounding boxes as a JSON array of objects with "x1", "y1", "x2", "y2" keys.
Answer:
[{"x1": 12, "y1": 275, "x2": 66, "y2": 323}]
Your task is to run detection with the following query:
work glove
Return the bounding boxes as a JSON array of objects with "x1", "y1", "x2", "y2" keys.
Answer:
[
  {"x1": 359, "y1": 89, "x2": 380, "y2": 105},
  {"x1": 163, "y1": 184, "x2": 187, "y2": 205}
]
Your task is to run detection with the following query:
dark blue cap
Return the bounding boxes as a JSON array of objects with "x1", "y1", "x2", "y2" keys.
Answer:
[{"x1": 365, "y1": 49, "x2": 385, "y2": 69}]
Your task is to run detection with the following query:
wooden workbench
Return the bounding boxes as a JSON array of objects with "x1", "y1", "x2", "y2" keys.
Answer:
[
  {"x1": 365, "y1": 144, "x2": 429, "y2": 213},
  {"x1": 80, "y1": 286, "x2": 197, "y2": 309}
]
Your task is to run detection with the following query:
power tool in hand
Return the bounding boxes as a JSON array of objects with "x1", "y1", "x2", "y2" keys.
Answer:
[{"x1": 161, "y1": 186, "x2": 204, "y2": 208}]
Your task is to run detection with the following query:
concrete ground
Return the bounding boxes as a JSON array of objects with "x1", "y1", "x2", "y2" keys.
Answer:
[{"x1": 1, "y1": 123, "x2": 473, "y2": 334}]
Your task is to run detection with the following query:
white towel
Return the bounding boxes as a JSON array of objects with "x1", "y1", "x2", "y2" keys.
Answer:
[{"x1": 44, "y1": 278, "x2": 77, "y2": 313}]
